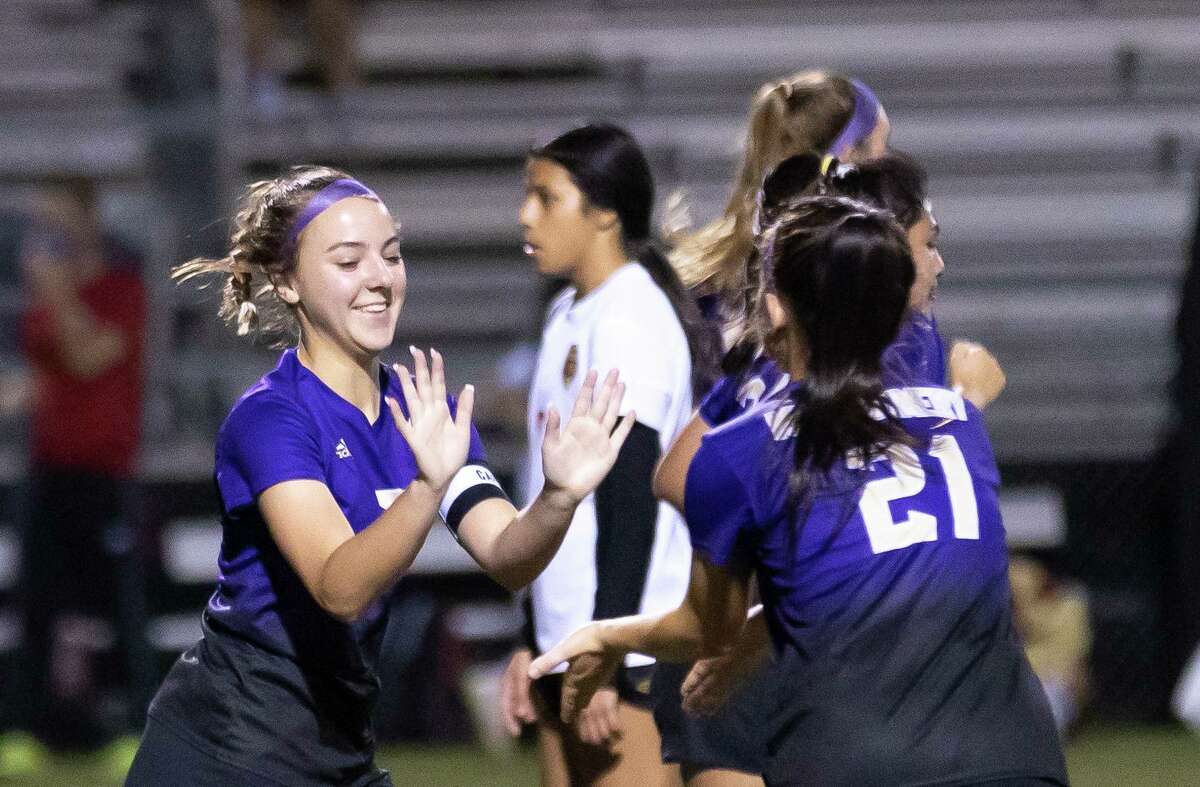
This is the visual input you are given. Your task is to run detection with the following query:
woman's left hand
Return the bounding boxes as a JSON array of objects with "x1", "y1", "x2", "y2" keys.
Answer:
[
  {"x1": 528, "y1": 621, "x2": 623, "y2": 725},
  {"x1": 540, "y1": 369, "x2": 635, "y2": 505}
]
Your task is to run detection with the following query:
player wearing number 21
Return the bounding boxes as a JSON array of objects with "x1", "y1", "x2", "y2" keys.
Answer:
[{"x1": 530, "y1": 196, "x2": 1068, "y2": 787}]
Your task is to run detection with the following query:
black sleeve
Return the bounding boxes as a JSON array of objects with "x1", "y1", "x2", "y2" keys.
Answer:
[{"x1": 592, "y1": 421, "x2": 662, "y2": 621}]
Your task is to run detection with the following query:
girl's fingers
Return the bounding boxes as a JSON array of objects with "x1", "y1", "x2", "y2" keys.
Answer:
[
  {"x1": 430, "y1": 348, "x2": 447, "y2": 404},
  {"x1": 393, "y1": 364, "x2": 422, "y2": 420},
  {"x1": 609, "y1": 412, "x2": 636, "y2": 452},
  {"x1": 560, "y1": 680, "x2": 579, "y2": 724},
  {"x1": 454, "y1": 383, "x2": 475, "y2": 433},
  {"x1": 528, "y1": 646, "x2": 569, "y2": 680},
  {"x1": 602, "y1": 697, "x2": 621, "y2": 739},
  {"x1": 601, "y1": 381, "x2": 625, "y2": 431},
  {"x1": 588, "y1": 369, "x2": 619, "y2": 421},
  {"x1": 410, "y1": 346, "x2": 433, "y2": 407},
  {"x1": 571, "y1": 370, "x2": 598, "y2": 418},
  {"x1": 385, "y1": 396, "x2": 412, "y2": 439},
  {"x1": 542, "y1": 405, "x2": 560, "y2": 446}
]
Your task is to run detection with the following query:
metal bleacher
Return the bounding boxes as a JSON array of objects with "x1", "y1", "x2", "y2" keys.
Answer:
[
  {"x1": 2, "y1": 0, "x2": 1198, "y2": 470},
  {"x1": 200, "y1": 0, "x2": 1200, "y2": 466}
]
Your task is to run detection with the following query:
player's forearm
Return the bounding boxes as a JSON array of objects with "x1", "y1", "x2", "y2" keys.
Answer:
[
  {"x1": 728, "y1": 605, "x2": 771, "y2": 672},
  {"x1": 596, "y1": 602, "x2": 713, "y2": 663},
  {"x1": 316, "y1": 478, "x2": 444, "y2": 621},
  {"x1": 483, "y1": 487, "x2": 578, "y2": 590}
]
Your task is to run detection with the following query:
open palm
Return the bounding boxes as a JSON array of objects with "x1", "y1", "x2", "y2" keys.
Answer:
[
  {"x1": 541, "y1": 369, "x2": 636, "y2": 502},
  {"x1": 386, "y1": 347, "x2": 473, "y2": 490}
]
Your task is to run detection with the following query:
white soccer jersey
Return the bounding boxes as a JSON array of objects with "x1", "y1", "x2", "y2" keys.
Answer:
[{"x1": 525, "y1": 263, "x2": 694, "y2": 670}]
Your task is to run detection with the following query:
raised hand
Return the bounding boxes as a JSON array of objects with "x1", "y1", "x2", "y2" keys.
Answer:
[
  {"x1": 949, "y1": 340, "x2": 1006, "y2": 410},
  {"x1": 528, "y1": 622, "x2": 623, "y2": 725},
  {"x1": 541, "y1": 369, "x2": 636, "y2": 504},
  {"x1": 386, "y1": 347, "x2": 474, "y2": 490}
]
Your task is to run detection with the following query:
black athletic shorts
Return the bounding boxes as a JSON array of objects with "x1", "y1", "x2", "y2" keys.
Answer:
[
  {"x1": 651, "y1": 658, "x2": 780, "y2": 776},
  {"x1": 139, "y1": 614, "x2": 390, "y2": 785},
  {"x1": 533, "y1": 663, "x2": 658, "y2": 720},
  {"x1": 125, "y1": 716, "x2": 394, "y2": 787}
]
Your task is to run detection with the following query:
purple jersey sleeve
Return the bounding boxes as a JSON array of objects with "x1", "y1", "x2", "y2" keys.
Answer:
[
  {"x1": 684, "y1": 434, "x2": 758, "y2": 571},
  {"x1": 698, "y1": 356, "x2": 789, "y2": 426},
  {"x1": 697, "y1": 373, "x2": 741, "y2": 425},
  {"x1": 216, "y1": 394, "x2": 324, "y2": 510}
]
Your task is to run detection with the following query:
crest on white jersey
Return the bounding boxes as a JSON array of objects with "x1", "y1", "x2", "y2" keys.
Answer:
[{"x1": 562, "y1": 344, "x2": 579, "y2": 385}]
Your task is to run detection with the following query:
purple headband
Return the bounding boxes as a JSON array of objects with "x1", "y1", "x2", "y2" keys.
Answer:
[
  {"x1": 826, "y1": 79, "x2": 881, "y2": 158},
  {"x1": 281, "y1": 178, "x2": 380, "y2": 261}
]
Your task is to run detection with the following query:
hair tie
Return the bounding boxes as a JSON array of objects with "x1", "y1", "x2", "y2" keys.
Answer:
[
  {"x1": 235, "y1": 300, "x2": 258, "y2": 336},
  {"x1": 279, "y1": 178, "x2": 379, "y2": 263}
]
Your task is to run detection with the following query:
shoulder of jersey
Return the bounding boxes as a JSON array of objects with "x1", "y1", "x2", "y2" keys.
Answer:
[
  {"x1": 544, "y1": 286, "x2": 576, "y2": 323},
  {"x1": 707, "y1": 394, "x2": 783, "y2": 445},
  {"x1": 226, "y1": 367, "x2": 307, "y2": 425},
  {"x1": 608, "y1": 266, "x2": 688, "y2": 332},
  {"x1": 883, "y1": 385, "x2": 971, "y2": 425}
]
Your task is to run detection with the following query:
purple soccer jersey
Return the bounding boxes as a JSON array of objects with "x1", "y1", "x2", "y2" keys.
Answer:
[
  {"x1": 210, "y1": 349, "x2": 489, "y2": 666},
  {"x1": 698, "y1": 355, "x2": 791, "y2": 426},
  {"x1": 683, "y1": 385, "x2": 1066, "y2": 785},
  {"x1": 700, "y1": 311, "x2": 945, "y2": 431}
]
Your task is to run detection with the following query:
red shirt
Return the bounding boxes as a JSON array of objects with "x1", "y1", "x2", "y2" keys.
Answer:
[{"x1": 22, "y1": 269, "x2": 145, "y2": 477}]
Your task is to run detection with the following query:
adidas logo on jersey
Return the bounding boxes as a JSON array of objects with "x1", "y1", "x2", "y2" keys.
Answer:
[{"x1": 335, "y1": 439, "x2": 352, "y2": 459}]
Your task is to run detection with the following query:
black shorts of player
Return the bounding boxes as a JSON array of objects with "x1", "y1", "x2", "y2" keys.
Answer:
[
  {"x1": 125, "y1": 717, "x2": 393, "y2": 787},
  {"x1": 651, "y1": 658, "x2": 781, "y2": 776},
  {"x1": 533, "y1": 664, "x2": 658, "y2": 721},
  {"x1": 137, "y1": 614, "x2": 391, "y2": 786}
]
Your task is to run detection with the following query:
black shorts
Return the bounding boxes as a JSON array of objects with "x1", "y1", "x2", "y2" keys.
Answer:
[
  {"x1": 532, "y1": 663, "x2": 657, "y2": 721},
  {"x1": 125, "y1": 717, "x2": 394, "y2": 787},
  {"x1": 651, "y1": 658, "x2": 781, "y2": 776},
  {"x1": 142, "y1": 615, "x2": 389, "y2": 785}
]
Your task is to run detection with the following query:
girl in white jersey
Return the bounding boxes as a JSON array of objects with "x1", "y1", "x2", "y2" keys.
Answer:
[{"x1": 501, "y1": 124, "x2": 719, "y2": 785}]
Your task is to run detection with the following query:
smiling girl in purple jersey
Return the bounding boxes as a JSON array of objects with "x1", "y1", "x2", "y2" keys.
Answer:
[
  {"x1": 124, "y1": 166, "x2": 635, "y2": 786},
  {"x1": 530, "y1": 196, "x2": 1066, "y2": 787}
]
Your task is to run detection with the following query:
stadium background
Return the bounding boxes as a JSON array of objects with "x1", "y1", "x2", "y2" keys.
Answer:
[{"x1": 1, "y1": 0, "x2": 1200, "y2": 783}]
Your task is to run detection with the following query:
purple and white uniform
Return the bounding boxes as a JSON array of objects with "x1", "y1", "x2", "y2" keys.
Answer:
[
  {"x1": 147, "y1": 349, "x2": 506, "y2": 784},
  {"x1": 683, "y1": 386, "x2": 1067, "y2": 786}
]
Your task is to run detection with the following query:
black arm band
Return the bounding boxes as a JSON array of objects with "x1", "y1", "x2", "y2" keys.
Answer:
[{"x1": 440, "y1": 463, "x2": 509, "y2": 534}]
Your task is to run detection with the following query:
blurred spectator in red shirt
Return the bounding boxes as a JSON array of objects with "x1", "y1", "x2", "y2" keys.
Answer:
[{"x1": 12, "y1": 176, "x2": 145, "y2": 759}]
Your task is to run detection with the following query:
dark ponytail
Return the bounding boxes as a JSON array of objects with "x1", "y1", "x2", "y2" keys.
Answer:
[
  {"x1": 533, "y1": 123, "x2": 721, "y2": 397},
  {"x1": 760, "y1": 196, "x2": 916, "y2": 495},
  {"x1": 823, "y1": 151, "x2": 928, "y2": 230}
]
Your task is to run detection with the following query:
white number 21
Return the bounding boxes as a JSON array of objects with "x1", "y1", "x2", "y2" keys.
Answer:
[{"x1": 857, "y1": 435, "x2": 979, "y2": 555}]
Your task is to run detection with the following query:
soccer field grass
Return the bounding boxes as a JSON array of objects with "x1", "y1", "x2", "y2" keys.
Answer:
[{"x1": 6, "y1": 725, "x2": 1199, "y2": 785}]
